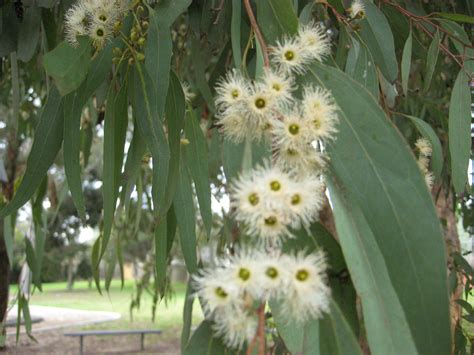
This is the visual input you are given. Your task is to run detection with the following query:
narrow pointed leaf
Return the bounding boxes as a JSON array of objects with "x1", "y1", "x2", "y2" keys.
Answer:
[
  {"x1": 360, "y1": 1, "x2": 398, "y2": 81},
  {"x1": 184, "y1": 110, "x2": 213, "y2": 236},
  {"x1": 449, "y1": 70, "x2": 471, "y2": 193},
  {"x1": 173, "y1": 159, "x2": 197, "y2": 274},
  {"x1": 303, "y1": 62, "x2": 450, "y2": 355},
  {"x1": 423, "y1": 30, "x2": 440, "y2": 92},
  {"x1": 102, "y1": 81, "x2": 129, "y2": 258},
  {"x1": 345, "y1": 38, "x2": 379, "y2": 99},
  {"x1": 401, "y1": 29, "x2": 412, "y2": 96},
  {"x1": 146, "y1": 7, "x2": 173, "y2": 118},
  {"x1": 231, "y1": 0, "x2": 242, "y2": 68},
  {"x1": 329, "y1": 178, "x2": 417, "y2": 355},
  {"x1": 164, "y1": 72, "x2": 185, "y2": 210},
  {"x1": 0, "y1": 88, "x2": 63, "y2": 217},
  {"x1": 63, "y1": 90, "x2": 87, "y2": 220},
  {"x1": 132, "y1": 62, "x2": 170, "y2": 217},
  {"x1": 62, "y1": 48, "x2": 113, "y2": 220},
  {"x1": 319, "y1": 300, "x2": 363, "y2": 355},
  {"x1": 154, "y1": 219, "x2": 168, "y2": 292}
]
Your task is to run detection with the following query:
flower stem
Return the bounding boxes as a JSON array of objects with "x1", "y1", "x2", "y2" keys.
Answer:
[{"x1": 243, "y1": 0, "x2": 270, "y2": 67}]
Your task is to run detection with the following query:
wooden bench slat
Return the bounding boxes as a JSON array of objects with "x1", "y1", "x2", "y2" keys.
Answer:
[{"x1": 64, "y1": 330, "x2": 162, "y2": 336}]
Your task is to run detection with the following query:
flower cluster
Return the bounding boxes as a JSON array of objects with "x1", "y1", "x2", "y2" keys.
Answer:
[
  {"x1": 65, "y1": 0, "x2": 129, "y2": 49},
  {"x1": 231, "y1": 164, "x2": 324, "y2": 247},
  {"x1": 347, "y1": 0, "x2": 366, "y2": 19},
  {"x1": 216, "y1": 23, "x2": 337, "y2": 176},
  {"x1": 415, "y1": 138, "x2": 434, "y2": 188},
  {"x1": 193, "y1": 250, "x2": 330, "y2": 349},
  {"x1": 202, "y1": 22, "x2": 336, "y2": 350}
]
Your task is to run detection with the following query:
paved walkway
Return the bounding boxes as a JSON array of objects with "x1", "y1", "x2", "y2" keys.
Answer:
[{"x1": 6, "y1": 305, "x2": 121, "y2": 335}]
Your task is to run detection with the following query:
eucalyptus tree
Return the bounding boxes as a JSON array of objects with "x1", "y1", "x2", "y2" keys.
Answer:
[{"x1": 0, "y1": 0, "x2": 472, "y2": 354}]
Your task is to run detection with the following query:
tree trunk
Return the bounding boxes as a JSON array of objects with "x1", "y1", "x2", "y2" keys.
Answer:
[
  {"x1": 433, "y1": 184, "x2": 461, "y2": 350},
  {"x1": 0, "y1": 218, "x2": 10, "y2": 349},
  {"x1": 67, "y1": 258, "x2": 75, "y2": 291}
]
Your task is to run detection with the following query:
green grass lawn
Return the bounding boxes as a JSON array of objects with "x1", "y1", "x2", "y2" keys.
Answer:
[{"x1": 9, "y1": 280, "x2": 203, "y2": 332}]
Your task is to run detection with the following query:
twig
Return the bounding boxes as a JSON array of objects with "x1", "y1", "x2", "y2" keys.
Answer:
[
  {"x1": 243, "y1": 0, "x2": 270, "y2": 67},
  {"x1": 246, "y1": 303, "x2": 266, "y2": 355},
  {"x1": 257, "y1": 304, "x2": 265, "y2": 355}
]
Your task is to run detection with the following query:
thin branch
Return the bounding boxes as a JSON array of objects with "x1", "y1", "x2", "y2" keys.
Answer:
[
  {"x1": 246, "y1": 303, "x2": 266, "y2": 355},
  {"x1": 243, "y1": 0, "x2": 270, "y2": 67}
]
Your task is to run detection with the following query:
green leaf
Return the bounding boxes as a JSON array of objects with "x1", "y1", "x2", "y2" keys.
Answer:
[
  {"x1": 0, "y1": 88, "x2": 63, "y2": 217},
  {"x1": 154, "y1": 219, "x2": 168, "y2": 293},
  {"x1": 329, "y1": 179, "x2": 418, "y2": 355},
  {"x1": 303, "y1": 63, "x2": 451, "y2": 355},
  {"x1": 231, "y1": 0, "x2": 242, "y2": 68},
  {"x1": 102, "y1": 80, "x2": 129, "y2": 259},
  {"x1": 151, "y1": 0, "x2": 192, "y2": 27},
  {"x1": 423, "y1": 30, "x2": 440, "y2": 92},
  {"x1": 439, "y1": 20, "x2": 474, "y2": 72},
  {"x1": 91, "y1": 236, "x2": 102, "y2": 295},
  {"x1": 146, "y1": 5, "x2": 177, "y2": 117},
  {"x1": 164, "y1": 72, "x2": 185, "y2": 211},
  {"x1": 25, "y1": 238, "x2": 37, "y2": 276},
  {"x1": 299, "y1": 2, "x2": 315, "y2": 24},
  {"x1": 360, "y1": 1, "x2": 398, "y2": 82},
  {"x1": 43, "y1": 37, "x2": 92, "y2": 96},
  {"x1": 257, "y1": 0, "x2": 298, "y2": 44},
  {"x1": 17, "y1": 7, "x2": 41, "y2": 62},
  {"x1": 63, "y1": 90, "x2": 87, "y2": 220},
  {"x1": 401, "y1": 29, "x2": 412, "y2": 96},
  {"x1": 183, "y1": 320, "x2": 231, "y2": 355},
  {"x1": 319, "y1": 300, "x2": 363, "y2": 355},
  {"x1": 184, "y1": 110, "x2": 213, "y2": 236},
  {"x1": 405, "y1": 115, "x2": 443, "y2": 178},
  {"x1": 181, "y1": 280, "x2": 195, "y2": 351},
  {"x1": 191, "y1": 37, "x2": 216, "y2": 112},
  {"x1": 435, "y1": 13, "x2": 474, "y2": 24},
  {"x1": 223, "y1": 140, "x2": 245, "y2": 181},
  {"x1": 271, "y1": 300, "x2": 320, "y2": 354},
  {"x1": 62, "y1": 47, "x2": 113, "y2": 220},
  {"x1": 449, "y1": 70, "x2": 471, "y2": 193},
  {"x1": 173, "y1": 158, "x2": 197, "y2": 274},
  {"x1": 121, "y1": 124, "x2": 146, "y2": 212},
  {"x1": 345, "y1": 37, "x2": 379, "y2": 99},
  {"x1": 132, "y1": 62, "x2": 170, "y2": 217}
]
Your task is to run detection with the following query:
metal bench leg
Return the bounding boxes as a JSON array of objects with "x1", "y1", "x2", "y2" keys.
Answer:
[
  {"x1": 140, "y1": 333, "x2": 145, "y2": 351},
  {"x1": 80, "y1": 336, "x2": 84, "y2": 355}
]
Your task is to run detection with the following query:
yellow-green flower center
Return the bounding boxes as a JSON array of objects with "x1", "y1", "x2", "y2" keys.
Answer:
[
  {"x1": 270, "y1": 180, "x2": 281, "y2": 191},
  {"x1": 248, "y1": 193, "x2": 259, "y2": 206},
  {"x1": 264, "y1": 216, "x2": 277, "y2": 226},
  {"x1": 96, "y1": 29, "x2": 105, "y2": 37},
  {"x1": 266, "y1": 267, "x2": 278, "y2": 279},
  {"x1": 215, "y1": 286, "x2": 228, "y2": 298},
  {"x1": 255, "y1": 97, "x2": 266, "y2": 109},
  {"x1": 284, "y1": 50, "x2": 295, "y2": 61},
  {"x1": 296, "y1": 269, "x2": 309, "y2": 281},
  {"x1": 313, "y1": 118, "x2": 321, "y2": 129},
  {"x1": 238, "y1": 268, "x2": 251, "y2": 281},
  {"x1": 99, "y1": 14, "x2": 107, "y2": 22},
  {"x1": 288, "y1": 124, "x2": 300, "y2": 135},
  {"x1": 231, "y1": 89, "x2": 240, "y2": 98},
  {"x1": 291, "y1": 194, "x2": 301, "y2": 205},
  {"x1": 287, "y1": 148, "x2": 298, "y2": 156},
  {"x1": 272, "y1": 83, "x2": 281, "y2": 91}
]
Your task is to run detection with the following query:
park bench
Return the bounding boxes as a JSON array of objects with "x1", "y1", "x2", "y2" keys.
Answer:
[{"x1": 64, "y1": 329, "x2": 162, "y2": 354}]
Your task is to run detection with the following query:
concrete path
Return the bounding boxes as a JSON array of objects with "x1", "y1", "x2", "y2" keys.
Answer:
[{"x1": 6, "y1": 305, "x2": 121, "y2": 335}]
